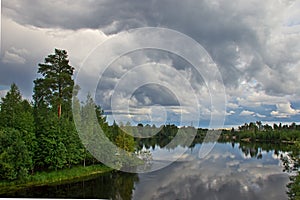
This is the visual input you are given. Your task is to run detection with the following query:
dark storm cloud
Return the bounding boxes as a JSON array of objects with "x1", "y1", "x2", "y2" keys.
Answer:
[
  {"x1": 3, "y1": 0, "x2": 284, "y2": 90},
  {"x1": 131, "y1": 84, "x2": 180, "y2": 106},
  {"x1": 3, "y1": 0, "x2": 152, "y2": 31},
  {"x1": 93, "y1": 48, "x2": 202, "y2": 110},
  {"x1": 2, "y1": 0, "x2": 300, "y2": 124},
  {"x1": 0, "y1": 62, "x2": 36, "y2": 99},
  {"x1": 95, "y1": 77, "x2": 181, "y2": 110}
]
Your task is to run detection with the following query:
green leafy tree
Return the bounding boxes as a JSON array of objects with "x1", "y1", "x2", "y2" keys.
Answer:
[
  {"x1": 33, "y1": 112, "x2": 82, "y2": 171},
  {"x1": 35, "y1": 114, "x2": 69, "y2": 171},
  {"x1": 0, "y1": 128, "x2": 31, "y2": 181},
  {"x1": 0, "y1": 83, "x2": 23, "y2": 128},
  {"x1": 115, "y1": 127, "x2": 135, "y2": 153},
  {"x1": 95, "y1": 105, "x2": 109, "y2": 134},
  {"x1": 60, "y1": 117, "x2": 84, "y2": 168},
  {"x1": 78, "y1": 94, "x2": 101, "y2": 166},
  {"x1": 78, "y1": 94, "x2": 113, "y2": 167},
  {"x1": 0, "y1": 84, "x2": 36, "y2": 141},
  {"x1": 0, "y1": 83, "x2": 36, "y2": 173}
]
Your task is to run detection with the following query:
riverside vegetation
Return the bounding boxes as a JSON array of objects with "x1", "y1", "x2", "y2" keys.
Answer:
[
  {"x1": 0, "y1": 49, "x2": 299, "y2": 199},
  {"x1": 0, "y1": 49, "x2": 135, "y2": 189}
]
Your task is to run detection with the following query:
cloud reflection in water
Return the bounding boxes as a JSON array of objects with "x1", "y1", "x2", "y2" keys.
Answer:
[{"x1": 133, "y1": 143, "x2": 289, "y2": 200}]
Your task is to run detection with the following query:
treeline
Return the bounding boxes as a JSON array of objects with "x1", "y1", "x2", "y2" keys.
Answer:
[
  {"x1": 0, "y1": 49, "x2": 135, "y2": 181},
  {"x1": 220, "y1": 121, "x2": 300, "y2": 142},
  {"x1": 123, "y1": 121, "x2": 300, "y2": 151}
]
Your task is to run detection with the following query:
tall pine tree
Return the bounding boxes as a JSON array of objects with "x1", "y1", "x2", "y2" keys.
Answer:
[
  {"x1": 33, "y1": 48, "x2": 74, "y2": 119},
  {"x1": 33, "y1": 49, "x2": 81, "y2": 170}
]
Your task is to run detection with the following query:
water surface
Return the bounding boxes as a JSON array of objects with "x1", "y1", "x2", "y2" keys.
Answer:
[{"x1": 2, "y1": 142, "x2": 290, "y2": 199}]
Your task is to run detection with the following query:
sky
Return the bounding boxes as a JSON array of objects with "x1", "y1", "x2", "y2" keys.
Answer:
[{"x1": 1, "y1": 0, "x2": 300, "y2": 128}]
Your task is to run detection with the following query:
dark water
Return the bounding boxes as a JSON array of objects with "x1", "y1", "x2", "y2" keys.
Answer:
[{"x1": 2, "y1": 142, "x2": 291, "y2": 200}]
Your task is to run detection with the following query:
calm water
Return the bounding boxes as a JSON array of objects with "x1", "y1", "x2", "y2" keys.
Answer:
[{"x1": 2, "y1": 142, "x2": 291, "y2": 199}]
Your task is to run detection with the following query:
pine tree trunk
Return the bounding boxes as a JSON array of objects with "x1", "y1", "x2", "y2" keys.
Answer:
[{"x1": 58, "y1": 104, "x2": 61, "y2": 118}]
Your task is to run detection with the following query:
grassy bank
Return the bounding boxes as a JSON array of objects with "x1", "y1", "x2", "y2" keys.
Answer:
[{"x1": 0, "y1": 164, "x2": 112, "y2": 195}]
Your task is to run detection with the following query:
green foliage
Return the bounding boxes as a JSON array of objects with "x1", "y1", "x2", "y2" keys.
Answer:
[
  {"x1": 115, "y1": 128, "x2": 135, "y2": 152},
  {"x1": 33, "y1": 48, "x2": 74, "y2": 118},
  {"x1": 77, "y1": 94, "x2": 138, "y2": 169},
  {"x1": 60, "y1": 118, "x2": 84, "y2": 167},
  {"x1": 288, "y1": 172, "x2": 300, "y2": 200},
  {"x1": 220, "y1": 121, "x2": 300, "y2": 143},
  {"x1": 0, "y1": 83, "x2": 27, "y2": 129},
  {"x1": 78, "y1": 93, "x2": 103, "y2": 166},
  {"x1": 0, "y1": 128, "x2": 32, "y2": 181},
  {"x1": 32, "y1": 49, "x2": 85, "y2": 170},
  {"x1": 0, "y1": 84, "x2": 36, "y2": 178},
  {"x1": 0, "y1": 50, "x2": 115, "y2": 183},
  {"x1": 34, "y1": 112, "x2": 84, "y2": 170},
  {"x1": 287, "y1": 141, "x2": 300, "y2": 200}
]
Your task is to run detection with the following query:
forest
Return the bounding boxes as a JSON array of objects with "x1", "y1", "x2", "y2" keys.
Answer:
[
  {"x1": 0, "y1": 49, "x2": 299, "y2": 199},
  {"x1": 0, "y1": 49, "x2": 136, "y2": 182}
]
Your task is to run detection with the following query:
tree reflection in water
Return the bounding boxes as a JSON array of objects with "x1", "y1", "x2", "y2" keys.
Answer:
[{"x1": 3, "y1": 142, "x2": 295, "y2": 200}]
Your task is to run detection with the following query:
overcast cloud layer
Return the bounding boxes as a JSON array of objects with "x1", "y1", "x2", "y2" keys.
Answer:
[{"x1": 1, "y1": 0, "x2": 300, "y2": 127}]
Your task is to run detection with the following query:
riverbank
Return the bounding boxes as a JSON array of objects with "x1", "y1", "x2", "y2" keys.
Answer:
[{"x1": 0, "y1": 164, "x2": 112, "y2": 195}]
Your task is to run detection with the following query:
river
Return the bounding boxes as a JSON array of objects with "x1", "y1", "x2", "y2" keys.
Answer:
[{"x1": 2, "y1": 142, "x2": 292, "y2": 200}]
